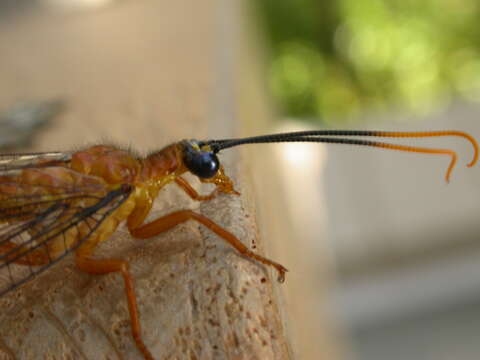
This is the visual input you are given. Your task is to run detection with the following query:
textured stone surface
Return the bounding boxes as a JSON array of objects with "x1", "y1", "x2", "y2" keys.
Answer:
[{"x1": 0, "y1": 1, "x2": 291, "y2": 359}]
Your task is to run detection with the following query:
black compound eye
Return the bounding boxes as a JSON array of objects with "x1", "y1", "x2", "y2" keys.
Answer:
[{"x1": 183, "y1": 148, "x2": 219, "y2": 178}]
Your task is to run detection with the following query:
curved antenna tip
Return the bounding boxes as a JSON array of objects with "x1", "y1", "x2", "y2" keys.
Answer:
[
  {"x1": 444, "y1": 151, "x2": 457, "y2": 184},
  {"x1": 459, "y1": 131, "x2": 478, "y2": 167},
  {"x1": 467, "y1": 152, "x2": 478, "y2": 168}
]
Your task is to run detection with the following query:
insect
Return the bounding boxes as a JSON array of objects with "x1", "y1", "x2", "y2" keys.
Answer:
[{"x1": 0, "y1": 130, "x2": 477, "y2": 359}]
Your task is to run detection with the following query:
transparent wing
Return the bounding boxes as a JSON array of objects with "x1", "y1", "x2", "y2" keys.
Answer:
[
  {"x1": 0, "y1": 151, "x2": 72, "y2": 172},
  {"x1": 0, "y1": 185, "x2": 132, "y2": 296},
  {"x1": 0, "y1": 153, "x2": 133, "y2": 296}
]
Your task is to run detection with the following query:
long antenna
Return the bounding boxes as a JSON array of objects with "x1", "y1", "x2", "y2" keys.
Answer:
[{"x1": 202, "y1": 130, "x2": 478, "y2": 183}]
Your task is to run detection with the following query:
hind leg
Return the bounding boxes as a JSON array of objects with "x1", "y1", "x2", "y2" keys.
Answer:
[{"x1": 75, "y1": 251, "x2": 154, "y2": 360}]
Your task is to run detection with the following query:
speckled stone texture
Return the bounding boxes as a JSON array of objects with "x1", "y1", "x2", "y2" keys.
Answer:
[{"x1": 0, "y1": 0, "x2": 291, "y2": 359}]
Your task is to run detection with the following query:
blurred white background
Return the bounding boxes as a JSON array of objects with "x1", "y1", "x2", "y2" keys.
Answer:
[{"x1": 275, "y1": 102, "x2": 480, "y2": 360}]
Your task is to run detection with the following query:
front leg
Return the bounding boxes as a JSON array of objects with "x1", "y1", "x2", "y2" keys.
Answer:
[
  {"x1": 200, "y1": 165, "x2": 240, "y2": 196},
  {"x1": 128, "y1": 209, "x2": 287, "y2": 282},
  {"x1": 174, "y1": 177, "x2": 218, "y2": 201},
  {"x1": 175, "y1": 166, "x2": 240, "y2": 202}
]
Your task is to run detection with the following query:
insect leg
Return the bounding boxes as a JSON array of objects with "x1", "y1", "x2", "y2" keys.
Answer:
[
  {"x1": 129, "y1": 210, "x2": 287, "y2": 282},
  {"x1": 199, "y1": 166, "x2": 240, "y2": 196},
  {"x1": 174, "y1": 177, "x2": 219, "y2": 201},
  {"x1": 75, "y1": 254, "x2": 154, "y2": 360}
]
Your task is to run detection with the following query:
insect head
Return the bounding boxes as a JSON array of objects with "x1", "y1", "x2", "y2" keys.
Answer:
[{"x1": 182, "y1": 140, "x2": 220, "y2": 178}]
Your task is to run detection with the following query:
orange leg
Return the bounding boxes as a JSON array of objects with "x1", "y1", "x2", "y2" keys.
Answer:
[
  {"x1": 201, "y1": 165, "x2": 240, "y2": 196},
  {"x1": 175, "y1": 166, "x2": 241, "y2": 202},
  {"x1": 174, "y1": 177, "x2": 218, "y2": 201},
  {"x1": 75, "y1": 254, "x2": 154, "y2": 360},
  {"x1": 129, "y1": 210, "x2": 287, "y2": 282},
  {"x1": 175, "y1": 172, "x2": 240, "y2": 202}
]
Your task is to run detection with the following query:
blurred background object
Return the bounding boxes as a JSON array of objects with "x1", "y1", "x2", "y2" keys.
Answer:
[
  {"x1": 0, "y1": 99, "x2": 64, "y2": 149},
  {"x1": 0, "y1": 0, "x2": 117, "y2": 15},
  {"x1": 255, "y1": 1, "x2": 480, "y2": 360},
  {"x1": 255, "y1": 0, "x2": 480, "y2": 123},
  {"x1": 42, "y1": 0, "x2": 116, "y2": 11}
]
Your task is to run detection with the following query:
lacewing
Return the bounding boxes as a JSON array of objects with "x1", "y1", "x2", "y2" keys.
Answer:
[{"x1": 0, "y1": 130, "x2": 477, "y2": 359}]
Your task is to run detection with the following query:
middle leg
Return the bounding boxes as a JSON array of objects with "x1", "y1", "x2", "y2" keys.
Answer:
[{"x1": 129, "y1": 209, "x2": 287, "y2": 282}]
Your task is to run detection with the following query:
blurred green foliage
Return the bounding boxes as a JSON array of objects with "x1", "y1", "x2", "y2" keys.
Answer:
[{"x1": 255, "y1": 0, "x2": 480, "y2": 123}]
